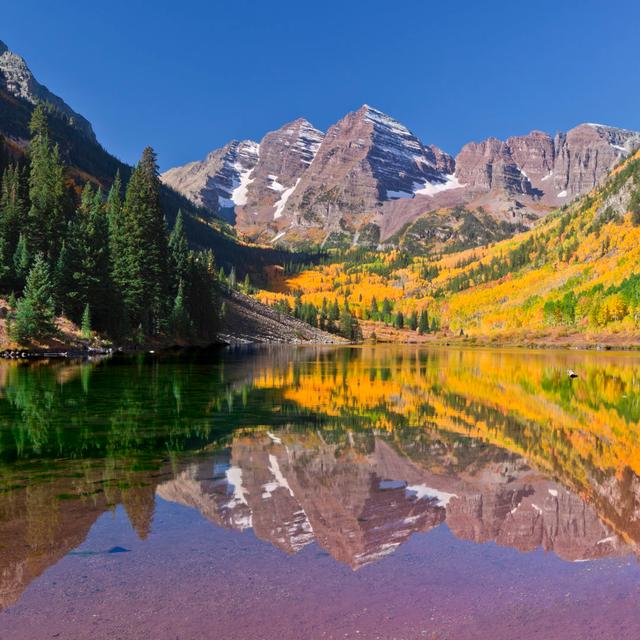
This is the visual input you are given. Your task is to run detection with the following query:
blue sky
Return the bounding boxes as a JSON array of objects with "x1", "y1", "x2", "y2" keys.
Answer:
[{"x1": 4, "y1": 0, "x2": 640, "y2": 170}]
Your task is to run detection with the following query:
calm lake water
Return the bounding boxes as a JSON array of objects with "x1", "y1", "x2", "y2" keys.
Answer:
[{"x1": 0, "y1": 345, "x2": 640, "y2": 639}]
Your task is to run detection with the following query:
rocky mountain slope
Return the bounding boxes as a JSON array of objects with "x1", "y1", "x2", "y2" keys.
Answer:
[
  {"x1": 218, "y1": 289, "x2": 344, "y2": 344},
  {"x1": 278, "y1": 148, "x2": 640, "y2": 346},
  {"x1": 163, "y1": 106, "x2": 640, "y2": 250},
  {"x1": 0, "y1": 39, "x2": 96, "y2": 142},
  {"x1": 157, "y1": 431, "x2": 625, "y2": 568},
  {"x1": 0, "y1": 39, "x2": 324, "y2": 282}
]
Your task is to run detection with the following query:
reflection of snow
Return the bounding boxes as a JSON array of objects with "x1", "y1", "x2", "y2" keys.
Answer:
[
  {"x1": 405, "y1": 483, "x2": 457, "y2": 506},
  {"x1": 263, "y1": 455, "x2": 294, "y2": 498},
  {"x1": 413, "y1": 174, "x2": 464, "y2": 196},
  {"x1": 225, "y1": 465, "x2": 252, "y2": 530},
  {"x1": 273, "y1": 179, "x2": 300, "y2": 219},
  {"x1": 225, "y1": 466, "x2": 249, "y2": 506}
]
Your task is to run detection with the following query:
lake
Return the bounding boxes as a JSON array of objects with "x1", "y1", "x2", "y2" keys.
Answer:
[{"x1": 0, "y1": 345, "x2": 639, "y2": 639}]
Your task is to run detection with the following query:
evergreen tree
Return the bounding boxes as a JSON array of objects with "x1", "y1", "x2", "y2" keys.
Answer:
[
  {"x1": 11, "y1": 253, "x2": 57, "y2": 342},
  {"x1": 55, "y1": 184, "x2": 111, "y2": 328},
  {"x1": 105, "y1": 171, "x2": 128, "y2": 335},
  {"x1": 13, "y1": 233, "x2": 30, "y2": 286},
  {"x1": 81, "y1": 303, "x2": 91, "y2": 340},
  {"x1": 418, "y1": 309, "x2": 430, "y2": 334},
  {"x1": 169, "y1": 280, "x2": 191, "y2": 338},
  {"x1": 369, "y1": 296, "x2": 379, "y2": 320},
  {"x1": 26, "y1": 105, "x2": 66, "y2": 262},
  {"x1": 408, "y1": 310, "x2": 418, "y2": 331},
  {"x1": 115, "y1": 147, "x2": 169, "y2": 334},
  {"x1": 319, "y1": 298, "x2": 329, "y2": 330},
  {"x1": 168, "y1": 210, "x2": 189, "y2": 291},
  {"x1": 393, "y1": 311, "x2": 405, "y2": 329},
  {"x1": 339, "y1": 300, "x2": 362, "y2": 342},
  {"x1": 0, "y1": 164, "x2": 27, "y2": 287},
  {"x1": 329, "y1": 299, "x2": 340, "y2": 322},
  {"x1": 184, "y1": 250, "x2": 218, "y2": 341},
  {"x1": 381, "y1": 298, "x2": 393, "y2": 323}
]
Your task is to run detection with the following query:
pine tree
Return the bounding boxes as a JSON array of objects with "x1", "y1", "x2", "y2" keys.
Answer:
[
  {"x1": 168, "y1": 210, "x2": 189, "y2": 291},
  {"x1": 418, "y1": 309, "x2": 430, "y2": 334},
  {"x1": 105, "y1": 171, "x2": 127, "y2": 335},
  {"x1": 115, "y1": 147, "x2": 169, "y2": 334},
  {"x1": 26, "y1": 105, "x2": 66, "y2": 262},
  {"x1": 11, "y1": 253, "x2": 57, "y2": 342},
  {"x1": 369, "y1": 296, "x2": 379, "y2": 320},
  {"x1": 319, "y1": 298, "x2": 328, "y2": 330},
  {"x1": 184, "y1": 250, "x2": 218, "y2": 340},
  {"x1": 0, "y1": 164, "x2": 27, "y2": 287},
  {"x1": 81, "y1": 303, "x2": 91, "y2": 340},
  {"x1": 381, "y1": 298, "x2": 392, "y2": 323},
  {"x1": 394, "y1": 311, "x2": 404, "y2": 329},
  {"x1": 339, "y1": 300, "x2": 361, "y2": 341},
  {"x1": 55, "y1": 184, "x2": 111, "y2": 328},
  {"x1": 329, "y1": 299, "x2": 340, "y2": 322},
  {"x1": 13, "y1": 233, "x2": 30, "y2": 286},
  {"x1": 169, "y1": 280, "x2": 191, "y2": 338},
  {"x1": 408, "y1": 310, "x2": 418, "y2": 331}
]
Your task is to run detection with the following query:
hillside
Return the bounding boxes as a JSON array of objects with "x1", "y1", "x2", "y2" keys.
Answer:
[
  {"x1": 0, "y1": 40, "x2": 320, "y2": 280},
  {"x1": 255, "y1": 149, "x2": 640, "y2": 347}
]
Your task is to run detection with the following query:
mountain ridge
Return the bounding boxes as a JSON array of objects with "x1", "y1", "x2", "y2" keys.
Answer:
[{"x1": 163, "y1": 105, "x2": 640, "y2": 250}]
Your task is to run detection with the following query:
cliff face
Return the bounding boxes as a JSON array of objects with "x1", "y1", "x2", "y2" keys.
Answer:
[{"x1": 233, "y1": 119, "x2": 324, "y2": 240}]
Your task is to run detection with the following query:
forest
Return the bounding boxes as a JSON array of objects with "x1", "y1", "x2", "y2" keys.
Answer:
[{"x1": 0, "y1": 105, "x2": 220, "y2": 345}]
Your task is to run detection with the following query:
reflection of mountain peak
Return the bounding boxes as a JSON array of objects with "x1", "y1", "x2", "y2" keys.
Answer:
[{"x1": 157, "y1": 431, "x2": 626, "y2": 568}]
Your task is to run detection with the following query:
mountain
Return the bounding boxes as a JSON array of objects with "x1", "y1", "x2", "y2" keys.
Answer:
[
  {"x1": 0, "y1": 39, "x2": 96, "y2": 142},
  {"x1": 163, "y1": 105, "x2": 639, "y2": 250},
  {"x1": 0, "y1": 39, "x2": 322, "y2": 283},
  {"x1": 160, "y1": 139, "x2": 259, "y2": 222},
  {"x1": 455, "y1": 123, "x2": 640, "y2": 215},
  {"x1": 272, "y1": 147, "x2": 640, "y2": 346},
  {"x1": 162, "y1": 119, "x2": 325, "y2": 233}
]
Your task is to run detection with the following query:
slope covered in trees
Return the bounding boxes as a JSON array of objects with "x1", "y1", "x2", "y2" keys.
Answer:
[
  {"x1": 0, "y1": 106, "x2": 220, "y2": 345},
  {"x1": 256, "y1": 149, "x2": 640, "y2": 346},
  {"x1": 0, "y1": 88, "x2": 319, "y2": 282}
]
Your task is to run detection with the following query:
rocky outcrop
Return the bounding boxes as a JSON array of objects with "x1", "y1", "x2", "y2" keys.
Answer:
[
  {"x1": 0, "y1": 40, "x2": 96, "y2": 142},
  {"x1": 217, "y1": 289, "x2": 345, "y2": 344},
  {"x1": 456, "y1": 124, "x2": 640, "y2": 208}
]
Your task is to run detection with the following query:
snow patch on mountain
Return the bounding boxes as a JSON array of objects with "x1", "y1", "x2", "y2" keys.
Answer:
[
  {"x1": 274, "y1": 179, "x2": 300, "y2": 219},
  {"x1": 413, "y1": 174, "x2": 465, "y2": 197}
]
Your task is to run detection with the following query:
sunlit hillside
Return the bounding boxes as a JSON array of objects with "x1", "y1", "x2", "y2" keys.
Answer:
[
  {"x1": 256, "y1": 151, "x2": 640, "y2": 345},
  {"x1": 250, "y1": 346, "x2": 640, "y2": 545}
]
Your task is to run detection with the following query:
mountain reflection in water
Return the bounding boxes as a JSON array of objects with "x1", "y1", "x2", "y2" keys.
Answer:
[{"x1": 1, "y1": 345, "x2": 640, "y2": 612}]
